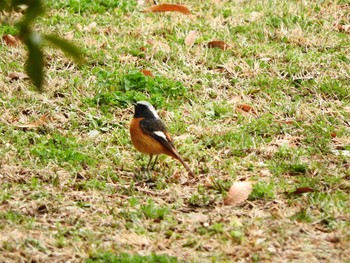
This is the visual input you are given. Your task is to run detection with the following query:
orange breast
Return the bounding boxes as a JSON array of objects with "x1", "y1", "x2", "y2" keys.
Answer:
[{"x1": 130, "y1": 118, "x2": 174, "y2": 156}]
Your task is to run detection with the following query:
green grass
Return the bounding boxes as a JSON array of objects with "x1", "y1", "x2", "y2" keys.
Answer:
[
  {"x1": 86, "y1": 252, "x2": 179, "y2": 263},
  {"x1": 0, "y1": 0, "x2": 349, "y2": 262}
]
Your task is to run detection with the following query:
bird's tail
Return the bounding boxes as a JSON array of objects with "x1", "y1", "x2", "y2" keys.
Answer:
[{"x1": 173, "y1": 151, "x2": 195, "y2": 177}]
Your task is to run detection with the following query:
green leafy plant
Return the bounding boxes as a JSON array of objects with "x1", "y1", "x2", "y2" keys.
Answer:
[
  {"x1": 86, "y1": 71, "x2": 188, "y2": 111},
  {"x1": 140, "y1": 199, "x2": 169, "y2": 220},
  {"x1": 188, "y1": 185, "x2": 213, "y2": 207},
  {"x1": 1, "y1": 0, "x2": 82, "y2": 90}
]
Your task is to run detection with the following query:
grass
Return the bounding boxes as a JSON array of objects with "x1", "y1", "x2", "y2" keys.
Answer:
[{"x1": 1, "y1": 0, "x2": 350, "y2": 262}]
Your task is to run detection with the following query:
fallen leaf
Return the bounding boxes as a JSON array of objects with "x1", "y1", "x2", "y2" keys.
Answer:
[
  {"x1": 140, "y1": 69, "x2": 154, "y2": 77},
  {"x1": 76, "y1": 23, "x2": 83, "y2": 31},
  {"x1": 103, "y1": 27, "x2": 113, "y2": 35},
  {"x1": 249, "y1": 11, "x2": 263, "y2": 22},
  {"x1": 88, "y1": 130, "x2": 100, "y2": 138},
  {"x1": 237, "y1": 104, "x2": 255, "y2": 113},
  {"x1": 16, "y1": 113, "x2": 49, "y2": 129},
  {"x1": 277, "y1": 119, "x2": 294, "y2": 124},
  {"x1": 158, "y1": 109, "x2": 174, "y2": 119},
  {"x1": 8, "y1": 72, "x2": 29, "y2": 81},
  {"x1": 208, "y1": 40, "x2": 230, "y2": 50},
  {"x1": 173, "y1": 133, "x2": 191, "y2": 141},
  {"x1": 186, "y1": 213, "x2": 208, "y2": 223},
  {"x1": 143, "y1": 4, "x2": 191, "y2": 15},
  {"x1": 146, "y1": 39, "x2": 171, "y2": 52},
  {"x1": 260, "y1": 168, "x2": 271, "y2": 177},
  {"x1": 137, "y1": 0, "x2": 154, "y2": 6},
  {"x1": 331, "y1": 150, "x2": 350, "y2": 157},
  {"x1": 63, "y1": 31, "x2": 74, "y2": 40},
  {"x1": 236, "y1": 104, "x2": 257, "y2": 115},
  {"x1": 332, "y1": 137, "x2": 350, "y2": 150},
  {"x1": 82, "y1": 22, "x2": 97, "y2": 32},
  {"x1": 230, "y1": 95, "x2": 242, "y2": 104},
  {"x1": 224, "y1": 182, "x2": 253, "y2": 206},
  {"x1": 3, "y1": 34, "x2": 19, "y2": 46},
  {"x1": 292, "y1": 187, "x2": 314, "y2": 195},
  {"x1": 269, "y1": 135, "x2": 300, "y2": 148},
  {"x1": 119, "y1": 232, "x2": 150, "y2": 246},
  {"x1": 325, "y1": 235, "x2": 340, "y2": 243},
  {"x1": 334, "y1": 24, "x2": 350, "y2": 34},
  {"x1": 184, "y1": 30, "x2": 197, "y2": 47}
]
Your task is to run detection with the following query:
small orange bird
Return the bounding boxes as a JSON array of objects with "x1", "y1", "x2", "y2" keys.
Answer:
[{"x1": 130, "y1": 101, "x2": 194, "y2": 176}]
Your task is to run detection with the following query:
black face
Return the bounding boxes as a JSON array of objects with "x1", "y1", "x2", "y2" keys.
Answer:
[{"x1": 134, "y1": 103, "x2": 157, "y2": 119}]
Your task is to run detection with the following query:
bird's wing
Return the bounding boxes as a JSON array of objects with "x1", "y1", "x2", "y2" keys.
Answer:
[
  {"x1": 139, "y1": 118, "x2": 177, "y2": 153},
  {"x1": 139, "y1": 118, "x2": 194, "y2": 176}
]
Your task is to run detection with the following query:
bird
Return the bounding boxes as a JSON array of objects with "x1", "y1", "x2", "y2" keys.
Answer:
[{"x1": 130, "y1": 101, "x2": 194, "y2": 176}]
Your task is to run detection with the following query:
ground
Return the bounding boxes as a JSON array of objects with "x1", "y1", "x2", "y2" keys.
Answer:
[{"x1": 0, "y1": 0, "x2": 349, "y2": 262}]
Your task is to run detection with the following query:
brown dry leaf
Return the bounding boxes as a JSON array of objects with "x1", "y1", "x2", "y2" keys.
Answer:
[
  {"x1": 82, "y1": 22, "x2": 97, "y2": 32},
  {"x1": 224, "y1": 182, "x2": 253, "y2": 206},
  {"x1": 63, "y1": 31, "x2": 74, "y2": 40},
  {"x1": 270, "y1": 135, "x2": 300, "y2": 149},
  {"x1": 325, "y1": 235, "x2": 340, "y2": 243},
  {"x1": 173, "y1": 133, "x2": 191, "y2": 141},
  {"x1": 140, "y1": 69, "x2": 154, "y2": 77},
  {"x1": 146, "y1": 39, "x2": 171, "y2": 52},
  {"x1": 260, "y1": 168, "x2": 272, "y2": 177},
  {"x1": 184, "y1": 30, "x2": 197, "y2": 47},
  {"x1": 137, "y1": 0, "x2": 146, "y2": 6},
  {"x1": 331, "y1": 150, "x2": 350, "y2": 157},
  {"x1": 236, "y1": 104, "x2": 255, "y2": 113},
  {"x1": 236, "y1": 104, "x2": 257, "y2": 115},
  {"x1": 185, "y1": 213, "x2": 208, "y2": 223},
  {"x1": 335, "y1": 24, "x2": 350, "y2": 34},
  {"x1": 292, "y1": 187, "x2": 314, "y2": 195},
  {"x1": 137, "y1": 0, "x2": 157, "y2": 6},
  {"x1": 118, "y1": 232, "x2": 150, "y2": 246},
  {"x1": 2, "y1": 34, "x2": 19, "y2": 46},
  {"x1": 230, "y1": 95, "x2": 242, "y2": 104},
  {"x1": 158, "y1": 109, "x2": 174, "y2": 119},
  {"x1": 143, "y1": 4, "x2": 191, "y2": 15},
  {"x1": 208, "y1": 40, "x2": 230, "y2": 50},
  {"x1": 332, "y1": 137, "x2": 350, "y2": 151},
  {"x1": 76, "y1": 23, "x2": 83, "y2": 31},
  {"x1": 249, "y1": 11, "x2": 263, "y2": 22},
  {"x1": 8, "y1": 72, "x2": 29, "y2": 81},
  {"x1": 156, "y1": 41, "x2": 171, "y2": 52},
  {"x1": 277, "y1": 119, "x2": 294, "y2": 124},
  {"x1": 16, "y1": 113, "x2": 49, "y2": 129}
]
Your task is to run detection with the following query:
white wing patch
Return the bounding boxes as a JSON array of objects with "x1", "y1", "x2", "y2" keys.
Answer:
[{"x1": 154, "y1": 131, "x2": 168, "y2": 141}]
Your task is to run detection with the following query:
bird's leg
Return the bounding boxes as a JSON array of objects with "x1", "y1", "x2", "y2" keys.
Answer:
[
  {"x1": 146, "y1": 155, "x2": 153, "y2": 171},
  {"x1": 151, "y1": 155, "x2": 159, "y2": 170}
]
